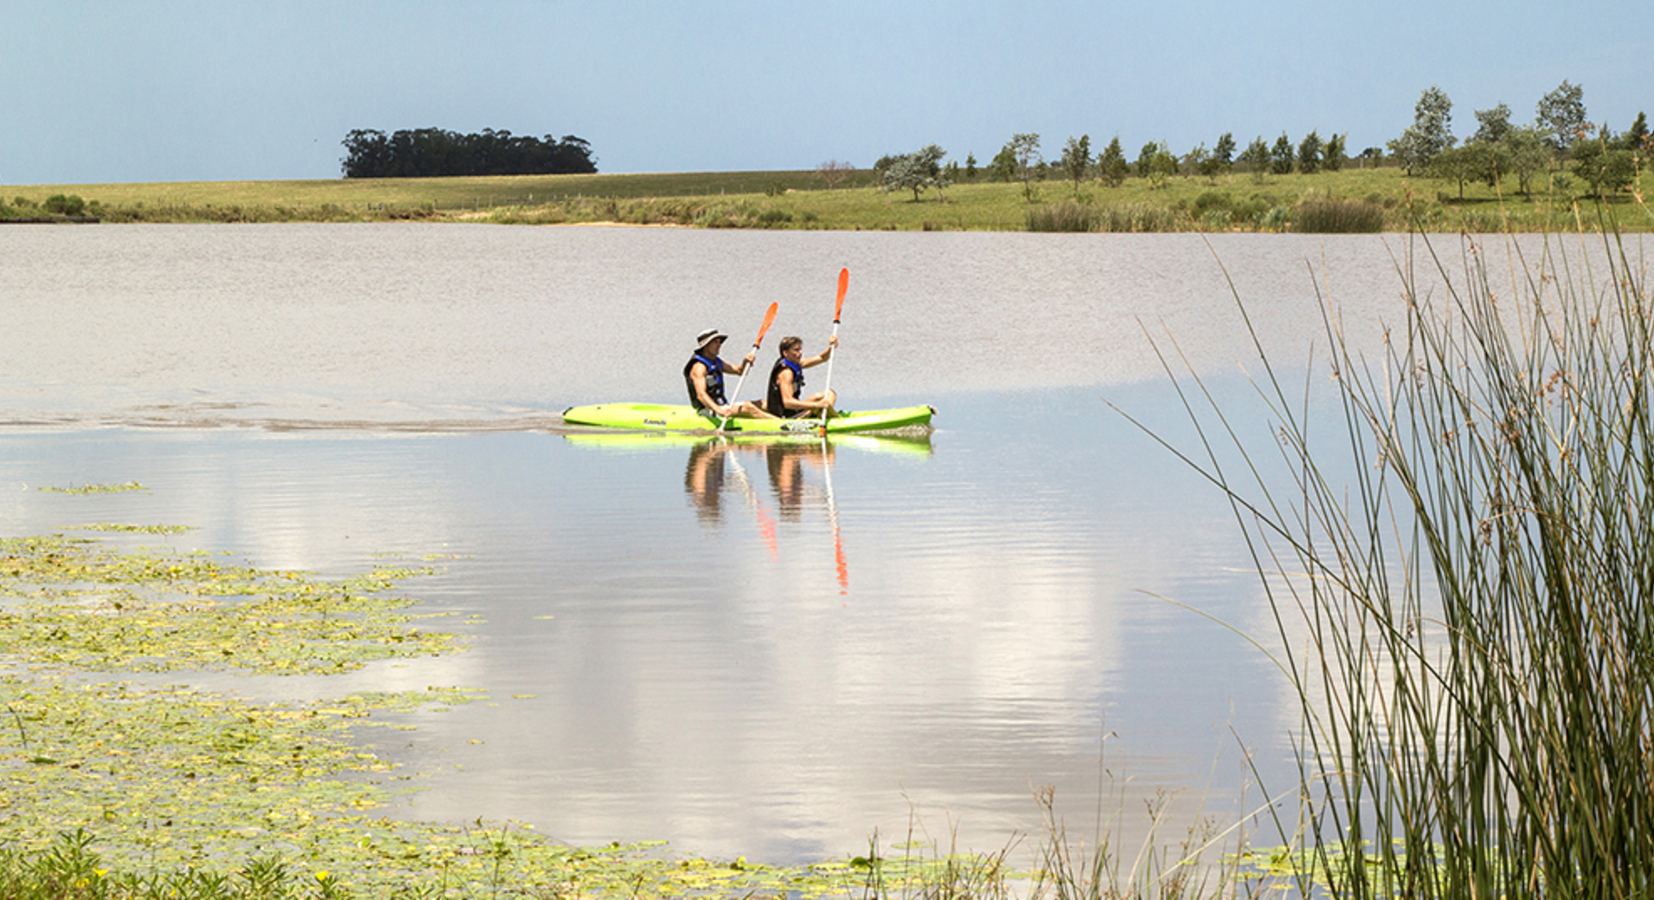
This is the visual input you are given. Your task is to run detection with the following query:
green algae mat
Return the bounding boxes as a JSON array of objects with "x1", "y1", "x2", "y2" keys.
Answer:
[{"x1": 0, "y1": 527, "x2": 888, "y2": 897}]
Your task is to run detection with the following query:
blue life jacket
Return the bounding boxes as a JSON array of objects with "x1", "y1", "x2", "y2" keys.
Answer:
[
  {"x1": 684, "y1": 352, "x2": 727, "y2": 409},
  {"x1": 767, "y1": 357, "x2": 807, "y2": 417}
]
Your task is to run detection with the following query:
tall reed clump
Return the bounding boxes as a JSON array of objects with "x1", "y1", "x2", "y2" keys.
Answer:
[
  {"x1": 1102, "y1": 204, "x2": 1180, "y2": 233},
  {"x1": 1145, "y1": 224, "x2": 1653, "y2": 899},
  {"x1": 1028, "y1": 202, "x2": 1099, "y2": 232},
  {"x1": 1290, "y1": 198, "x2": 1386, "y2": 233}
]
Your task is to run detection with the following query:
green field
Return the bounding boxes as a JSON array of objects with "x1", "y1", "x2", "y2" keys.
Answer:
[{"x1": 5, "y1": 163, "x2": 1650, "y2": 232}]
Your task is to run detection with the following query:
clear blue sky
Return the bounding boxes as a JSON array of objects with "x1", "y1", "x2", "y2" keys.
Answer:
[{"x1": 3, "y1": 0, "x2": 1648, "y2": 185}]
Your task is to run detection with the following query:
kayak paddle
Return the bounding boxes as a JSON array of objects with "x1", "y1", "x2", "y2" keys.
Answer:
[
  {"x1": 818, "y1": 268, "x2": 848, "y2": 432},
  {"x1": 719, "y1": 301, "x2": 779, "y2": 432}
]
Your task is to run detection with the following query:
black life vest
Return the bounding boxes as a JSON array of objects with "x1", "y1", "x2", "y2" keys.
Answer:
[
  {"x1": 684, "y1": 352, "x2": 727, "y2": 409},
  {"x1": 767, "y1": 357, "x2": 807, "y2": 418}
]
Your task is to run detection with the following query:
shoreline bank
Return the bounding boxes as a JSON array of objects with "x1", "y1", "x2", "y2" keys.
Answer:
[{"x1": 5, "y1": 166, "x2": 1649, "y2": 232}]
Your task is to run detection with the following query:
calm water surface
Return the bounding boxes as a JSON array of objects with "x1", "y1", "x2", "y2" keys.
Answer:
[{"x1": 0, "y1": 224, "x2": 1596, "y2": 862}]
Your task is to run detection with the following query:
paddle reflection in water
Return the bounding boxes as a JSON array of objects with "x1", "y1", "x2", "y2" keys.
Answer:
[
  {"x1": 821, "y1": 439, "x2": 848, "y2": 594},
  {"x1": 718, "y1": 441, "x2": 780, "y2": 558}
]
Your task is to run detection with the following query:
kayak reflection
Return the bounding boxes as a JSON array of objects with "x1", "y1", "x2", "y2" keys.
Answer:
[
  {"x1": 676, "y1": 432, "x2": 931, "y2": 524},
  {"x1": 562, "y1": 429, "x2": 933, "y2": 458},
  {"x1": 564, "y1": 430, "x2": 932, "y2": 594}
]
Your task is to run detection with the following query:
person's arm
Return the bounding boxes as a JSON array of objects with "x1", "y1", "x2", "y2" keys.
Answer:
[
  {"x1": 722, "y1": 351, "x2": 758, "y2": 376},
  {"x1": 800, "y1": 334, "x2": 837, "y2": 369}
]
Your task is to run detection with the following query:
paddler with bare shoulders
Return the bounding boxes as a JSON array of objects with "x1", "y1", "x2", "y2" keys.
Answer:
[
  {"x1": 684, "y1": 328, "x2": 776, "y2": 420},
  {"x1": 766, "y1": 334, "x2": 839, "y2": 417}
]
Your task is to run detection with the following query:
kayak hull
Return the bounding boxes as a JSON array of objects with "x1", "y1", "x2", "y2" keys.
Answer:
[{"x1": 562, "y1": 403, "x2": 933, "y2": 434}]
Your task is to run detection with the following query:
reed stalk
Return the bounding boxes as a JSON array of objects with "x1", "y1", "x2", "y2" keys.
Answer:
[{"x1": 1137, "y1": 215, "x2": 1654, "y2": 898}]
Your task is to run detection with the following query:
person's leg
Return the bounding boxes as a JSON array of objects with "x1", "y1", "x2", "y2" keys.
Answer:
[
  {"x1": 800, "y1": 390, "x2": 837, "y2": 415},
  {"x1": 734, "y1": 400, "x2": 777, "y2": 419}
]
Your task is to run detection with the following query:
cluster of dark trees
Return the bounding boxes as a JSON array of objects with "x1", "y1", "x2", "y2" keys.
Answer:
[
  {"x1": 872, "y1": 79, "x2": 1646, "y2": 201},
  {"x1": 340, "y1": 128, "x2": 597, "y2": 178}
]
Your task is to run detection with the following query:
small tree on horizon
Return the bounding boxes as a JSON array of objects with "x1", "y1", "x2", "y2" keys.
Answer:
[
  {"x1": 990, "y1": 145, "x2": 1017, "y2": 182},
  {"x1": 1097, "y1": 137, "x2": 1128, "y2": 187},
  {"x1": 1429, "y1": 143, "x2": 1501, "y2": 199},
  {"x1": 1572, "y1": 136, "x2": 1637, "y2": 196},
  {"x1": 1002, "y1": 133, "x2": 1042, "y2": 200},
  {"x1": 1135, "y1": 142, "x2": 1159, "y2": 178},
  {"x1": 1388, "y1": 85, "x2": 1455, "y2": 175},
  {"x1": 1620, "y1": 112, "x2": 1650, "y2": 153},
  {"x1": 1324, "y1": 133, "x2": 1347, "y2": 171},
  {"x1": 1213, "y1": 132, "x2": 1236, "y2": 173},
  {"x1": 1270, "y1": 133, "x2": 1295, "y2": 174},
  {"x1": 1297, "y1": 130, "x2": 1324, "y2": 174},
  {"x1": 1059, "y1": 134, "x2": 1092, "y2": 196},
  {"x1": 1136, "y1": 141, "x2": 1178, "y2": 188},
  {"x1": 1239, "y1": 136, "x2": 1270, "y2": 182},
  {"x1": 879, "y1": 145, "x2": 950, "y2": 201},
  {"x1": 1472, "y1": 103, "x2": 1514, "y2": 145},
  {"x1": 1537, "y1": 79, "x2": 1588, "y2": 156},
  {"x1": 816, "y1": 160, "x2": 856, "y2": 189},
  {"x1": 1191, "y1": 143, "x2": 1222, "y2": 182},
  {"x1": 1505, "y1": 125, "x2": 1550, "y2": 197}
]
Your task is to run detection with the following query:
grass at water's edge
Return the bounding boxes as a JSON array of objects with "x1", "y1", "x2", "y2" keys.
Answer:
[{"x1": 4, "y1": 165, "x2": 1652, "y2": 232}]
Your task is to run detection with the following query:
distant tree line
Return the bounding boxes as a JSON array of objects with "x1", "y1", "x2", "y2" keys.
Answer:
[
  {"x1": 1388, "y1": 81, "x2": 1647, "y2": 198},
  {"x1": 341, "y1": 128, "x2": 597, "y2": 178},
  {"x1": 866, "y1": 78, "x2": 1645, "y2": 201}
]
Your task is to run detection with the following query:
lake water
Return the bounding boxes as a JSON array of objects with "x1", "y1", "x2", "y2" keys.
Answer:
[{"x1": 0, "y1": 224, "x2": 1598, "y2": 864}]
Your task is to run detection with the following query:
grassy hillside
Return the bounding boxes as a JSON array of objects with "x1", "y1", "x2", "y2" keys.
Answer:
[{"x1": 5, "y1": 164, "x2": 1650, "y2": 232}]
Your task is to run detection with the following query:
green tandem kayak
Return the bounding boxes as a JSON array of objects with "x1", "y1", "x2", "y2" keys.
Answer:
[{"x1": 562, "y1": 402, "x2": 934, "y2": 434}]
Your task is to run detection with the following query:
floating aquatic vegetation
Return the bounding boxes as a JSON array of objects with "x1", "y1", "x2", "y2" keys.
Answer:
[
  {"x1": 0, "y1": 531, "x2": 889, "y2": 898},
  {"x1": 0, "y1": 534, "x2": 461, "y2": 674},
  {"x1": 70, "y1": 522, "x2": 195, "y2": 534},
  {"x1": 1, "y1": 677, "x2": 411, "y2": 862},
  {"x1": 0, "y1": 673, "x2": 866, "y2": 897},
  {"x1": 37, "y1": 482, "x2": 147, "y2": 495}
]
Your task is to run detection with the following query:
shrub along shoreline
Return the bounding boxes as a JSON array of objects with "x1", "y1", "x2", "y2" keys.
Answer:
[{"x1": 4, "y1": 164, "x2": 1650, "y2": 232}]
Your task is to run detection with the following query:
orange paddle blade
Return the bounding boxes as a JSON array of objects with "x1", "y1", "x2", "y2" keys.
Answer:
[
  {"x1": 754, "y1": 301, "x2": 779, "y2": 346},
  {"x1": 834, "y1": 268, "x2": 849, "y2": 322}
]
